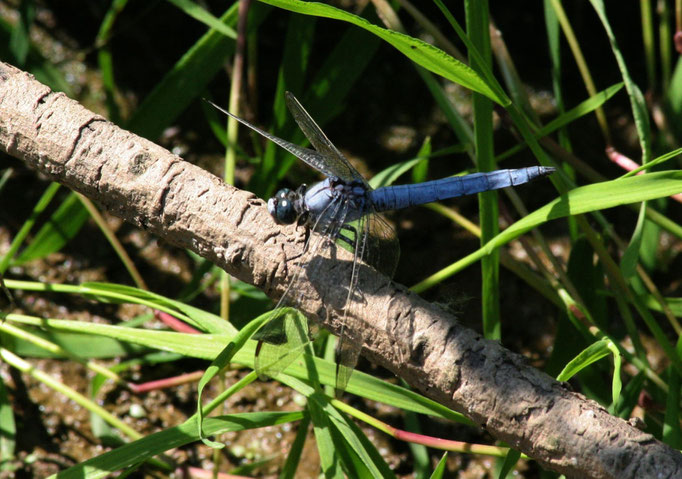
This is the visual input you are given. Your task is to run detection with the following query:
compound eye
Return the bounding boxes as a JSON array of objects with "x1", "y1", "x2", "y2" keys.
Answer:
[{"x1": 267, "y1": 188, "x2": 297, "y2": 224}]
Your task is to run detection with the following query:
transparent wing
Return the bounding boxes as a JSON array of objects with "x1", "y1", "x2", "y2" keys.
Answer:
[
  {"x1": 339, "y1": 210, "x2": 400, "y2": 279},
  {"x1": 331, "y1": 209, "x2": 399, "y2": 395},
  {"x1": 253, "y1": 195, "x2": 351, "y2": 381},
  {"x1": 206, "y1": 100, "x2": 341, "y2": 179},
  {"x1": 253, "y1": 306, "x2": 310, "y2": 379},
  {"x1": 285, "y1": 92, "x2": 365, "y2": 184},
  {"x1": 364, "y1": 211, "x2": 400, "y2": 278}
]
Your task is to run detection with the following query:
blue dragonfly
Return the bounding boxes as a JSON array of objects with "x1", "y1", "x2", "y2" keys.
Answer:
[{"x1": 210, "y1": 92, "x2": 555, "y2": 393}]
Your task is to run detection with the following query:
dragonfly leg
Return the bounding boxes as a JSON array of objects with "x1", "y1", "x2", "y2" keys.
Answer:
[{"x1": 337, "y1": 224, "x2": 357, "y2": 250}]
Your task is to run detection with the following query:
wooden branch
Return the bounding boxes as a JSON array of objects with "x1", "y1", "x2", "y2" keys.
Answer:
[{"x1": 1, "y1": 61, "x2": 679, "y2": 478}]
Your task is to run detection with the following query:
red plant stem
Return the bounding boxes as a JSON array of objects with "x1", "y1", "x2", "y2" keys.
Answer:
[
  {"x1": 155, "y1": 310, "x2": 201, "y2": 334},
  {"x1": 129, "y1": 370, "x2": 205, "y2": 393},
  {"x1": 606, "y1": 146, "x2": 682, "y2": 203}
]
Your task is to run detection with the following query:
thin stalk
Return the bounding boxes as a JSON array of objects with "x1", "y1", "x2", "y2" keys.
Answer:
[
  {"x1": 640, "y1": 0, "x2": 657, "y2": 92},
  {"x1": 331, "y1": 398, "x2": 519, "y2": 458},
  {"x1": 220, "y1": 0, "x2": 251, "y2": 323},
  {"x1": 0, "y1": 348, "x2": 142, "y2": 442},
  {"x1": 77, "y1": 193, "x2": 148, "y2": 290},
  {"x1": 0, "y1": 321, "x2": 123, "y2": 384},
  {"x1": 548, "y1": 0, "x2": 611, "y2": 144}
]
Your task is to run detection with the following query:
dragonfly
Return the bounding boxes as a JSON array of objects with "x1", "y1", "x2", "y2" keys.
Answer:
[{"x1": 210, "y1": 92, "x2": 555, "y2": 394}]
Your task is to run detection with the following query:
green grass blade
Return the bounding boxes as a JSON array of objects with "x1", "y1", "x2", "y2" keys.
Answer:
[
  {"x1": 663, "y1": 358, "x2": 682, "y2": 447},
  {"x1": 556, "y1": 338, "x2": 611, "y2": 382},
  {"x1": 14, "y1": 191, "x2": 90, "y2": 265},
  {"x1": 256, "y1": 0, "x2": 504, "y2": 104},
  {"x1": 127, "y1": 3, "x2": 266, "y2": 139},
  {"x1": 369, "y1": 158, "x2": 425, "y2": 189},
  {"x1": 412, "y1": 171, "x2": 682, "y2": 292},
  {"x1": 0, "y1": 378, "x2": 16, "y2": 470},
  {"x1": 196, "y1": 311, "x2": 271, "y2": 446},
  {"x1": 308, "y1": 398, "x2": 343, "y2": 478},
  {"x1": 0, "y1": 181, "x2": 60, "y2": 273},
  {"x1": 498, "y1": 449, "x2": 521, "y2": 479},
  {"x1": 465, "y1": 0, "x2": 500, "y2": 339},
  {"x1": 81, "y1": 282, "x2": 234, "y2": 334},
  {"x1": 496, "y1": 83, "x2": 623, "y2": 162},
  {"x1": 8, "y1": 0, "x2": 34, "y2": 66},
  {"x1": 279, "y1": 413, "x2": 311, "y2": 479},
  {"x1": 52, "y1": 412, "x2": 303, "y2": 479},
  {"x1": 326, "y1": 403, "x2": 396, "y2": 479},
  {"x1": 589, "y1": 0, "x2": 652, "y2": 163},
  {"x1": 166, "y1": 0, "x2": 237, "y2": 38},
  {"x1": 6, "y1": 312, "x2": 467, "y2": 423},
  {"x1": 250, "y1": 12, "x2": 317, "y2": 197},
  {"x1": 430, "y1": 452, "x2": 448, "y2": 479},
  {"x1": 251, "y1": 16, "x2": 382, "y2": 197}
]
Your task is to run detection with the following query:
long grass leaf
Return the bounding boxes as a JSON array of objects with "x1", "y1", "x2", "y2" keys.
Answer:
[
  {"x1": 412, "y1": 171, "x2": 682, "y2": 292},
  {"x1": 53, "y1": 412, "x2": 303, "y2": 479},
  {"x1": 14, "y1": 192, "x2": 90, "y2": 265},
  {"x1": 6, "y1": 313, "x2": 466, "y2": 422},
  {"x1": 166, "y1": 0, "x2": 237, "y2": 38},
  {"x1": 255, "y1": 0, "x2": 503, "y2": 103},
  {"x1": 127, "y1": 3, "x2": 263, "y2": 139}
]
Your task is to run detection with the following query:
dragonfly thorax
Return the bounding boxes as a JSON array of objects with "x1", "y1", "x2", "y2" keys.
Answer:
[{"x1": 304, "y1": 177, "x2": 369, "y2": 225}]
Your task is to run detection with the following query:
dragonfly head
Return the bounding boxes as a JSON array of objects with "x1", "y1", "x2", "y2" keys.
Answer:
[{"x1": 267, "y1": 188, "x2": 299, "y2": 224}]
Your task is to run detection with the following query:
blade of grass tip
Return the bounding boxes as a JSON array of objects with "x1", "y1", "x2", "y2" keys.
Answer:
[
  {"x1": 166, "y1": 0, "x2": 237, "y2": 39},
  {"x1": 0, "y1": 181, "x2": 60, "y2": 274},
  {"x1": 465, "y1": 1, "x2": 500, "y2": 340},
  {"x1": 432, "y1": 0, "x2": 509, "y2": 104},
  {"x1": 0, "y1": 167, "x2": 13, "y2": 191},
  {"x1": 606, "y1": 340, "x2": 622, "y2": 407},
  {"x1": 495, "y1": 83, "x2": 624, "y2": 164},
  {"x1": 431, "y1": 452, "x2": 448, "y2": 478},
  {"x1": 499, "y1": 449, "x2": 522, "y2": 479},
  {"x1": 196, "y1": 310, "x2": 269, "y2": 447},
  {"x1": 370, "y1": 0, "x2": 476, "y2": 164}
]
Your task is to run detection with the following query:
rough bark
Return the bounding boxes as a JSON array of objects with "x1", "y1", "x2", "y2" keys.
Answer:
[{"x1": 0, "y1": 61, "x2": 679, "y2": 478}]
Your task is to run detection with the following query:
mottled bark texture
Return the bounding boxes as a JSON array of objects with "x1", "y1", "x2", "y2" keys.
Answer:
[{"x1": 1, "y1": 62, "x2": 680, "y2": 478}]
